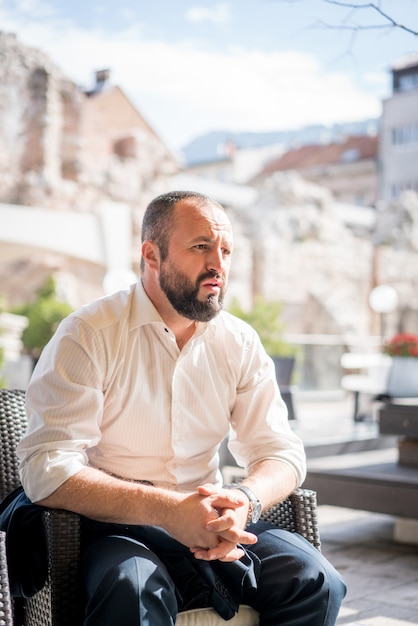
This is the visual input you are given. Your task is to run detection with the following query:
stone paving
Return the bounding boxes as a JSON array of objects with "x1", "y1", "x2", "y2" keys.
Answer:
[
  {"x1": 291, "y1": 391, "x2": 418, "y2": 626},
  {"x1": 319, "y1": 506, "x2": 418, "y2": 625}
]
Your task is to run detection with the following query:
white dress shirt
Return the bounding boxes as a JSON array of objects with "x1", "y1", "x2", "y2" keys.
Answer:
[{"x1": 18, "y1": 281, "x2": 306, "y2": 502}]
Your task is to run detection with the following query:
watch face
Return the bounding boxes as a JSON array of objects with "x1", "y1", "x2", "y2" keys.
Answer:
[{"x1": 252, "y1": 501, "x2": 262, "y2": 523}]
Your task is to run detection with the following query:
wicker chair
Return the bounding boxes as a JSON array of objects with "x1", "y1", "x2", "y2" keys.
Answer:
[{"x1": 0, "y1": 389, "x2": 320, "y2": 626}]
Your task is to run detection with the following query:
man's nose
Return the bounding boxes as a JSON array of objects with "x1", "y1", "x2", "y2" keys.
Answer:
[{"x1": 206, "y1": 246, "x2": 224, "y2": 274}]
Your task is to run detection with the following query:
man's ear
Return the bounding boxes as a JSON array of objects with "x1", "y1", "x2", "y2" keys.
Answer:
[{"x1": 141, "y1": 240, "x2": 160, "y2": 271}]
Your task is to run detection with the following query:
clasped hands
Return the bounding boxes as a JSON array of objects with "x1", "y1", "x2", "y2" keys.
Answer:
[{"x1": 185, "y1": 482, "x2": 258, "y2": 563}]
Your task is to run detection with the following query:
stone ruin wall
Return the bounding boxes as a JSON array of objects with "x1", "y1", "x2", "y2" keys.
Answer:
[
  {"x1": 237, "y1": 173, "x2": 418, "y2": 339},
  {"x1": 0, "y1": 33, "x2": 61, "y2": 204},
  {"x1": 0, "y1": 33, "x2": 178, "y2": 308}
]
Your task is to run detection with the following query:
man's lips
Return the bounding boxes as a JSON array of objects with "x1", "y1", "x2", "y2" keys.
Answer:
[{"x1": 201, "y1": 278, "x2": 223, "y2": 290}]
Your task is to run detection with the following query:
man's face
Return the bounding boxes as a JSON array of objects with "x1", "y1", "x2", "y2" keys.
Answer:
[{"x1": 158, "y1": 200, "x2": 233, "y2": 322}]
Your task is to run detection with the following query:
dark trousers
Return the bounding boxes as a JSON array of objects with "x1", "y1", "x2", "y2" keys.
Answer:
[{"x1": 81, "y1": 519, "x2": 346, "y2": 626}]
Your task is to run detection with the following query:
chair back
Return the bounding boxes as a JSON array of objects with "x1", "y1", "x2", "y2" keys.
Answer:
[
  {"x1": 272, "y1": 357, "x2": 295, "y2": 387},
  {"x1": 0, "y1": 389, "x2": 27, "y2": 500}
]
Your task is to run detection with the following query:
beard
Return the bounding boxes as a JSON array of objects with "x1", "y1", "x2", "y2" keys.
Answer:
[{"x1": 159, "y1": 261, "x2": 225, "y2": 322}]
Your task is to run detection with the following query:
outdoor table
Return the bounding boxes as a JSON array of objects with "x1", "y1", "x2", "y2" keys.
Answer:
[
  {"x1": 303, "y1": 401, "x2": 418, "y2": 519},
  {"x1": 379, "y1": 401, "x2": 418, "y2": 467}
]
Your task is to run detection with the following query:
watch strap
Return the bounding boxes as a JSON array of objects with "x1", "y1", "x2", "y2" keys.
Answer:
[{"x1": 223, "y1": 482, "x2": 262, "y2": 524}]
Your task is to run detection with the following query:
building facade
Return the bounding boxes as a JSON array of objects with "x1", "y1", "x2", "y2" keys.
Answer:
[
  {"x1": 252, "y1": 134, "x2": 379, "y2": 208},
  {"x1": 379, "y1": 53, "x2": 418, "y2": 202}
]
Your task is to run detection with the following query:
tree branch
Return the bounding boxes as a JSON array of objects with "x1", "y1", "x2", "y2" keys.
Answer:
[
  {"x1": 271, "y1": 0, "x2": 418, "y2": 37},
  {"x1": 322, "y1": 1, "x2": 418, "y2": 36}
]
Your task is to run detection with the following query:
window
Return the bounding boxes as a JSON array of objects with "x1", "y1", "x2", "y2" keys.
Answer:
[
  {"x1": 391, "y1": 123, "x2": 418, "y2": 146},
  {"x1": 398, "y1": 72, "x2": 418, "y2": 93},
  {"x1": 390, "y1": 180, "x2": 418, "y2": 198}
]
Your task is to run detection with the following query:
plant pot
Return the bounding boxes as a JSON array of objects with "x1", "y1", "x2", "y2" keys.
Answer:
[{"x1": 386, "y1": 357, "x2": 418, "y2": 398}]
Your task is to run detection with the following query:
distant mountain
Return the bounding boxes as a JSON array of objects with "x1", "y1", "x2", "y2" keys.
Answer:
[{"x1": 180, "y1": 119, "x2": 379, "y2": 166}]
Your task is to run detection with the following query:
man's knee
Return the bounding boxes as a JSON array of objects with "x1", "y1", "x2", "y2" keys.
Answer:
[
  {"x1": 248, "y1": 526, "x2": 346, "y2": 623},
  {"x1": 82, "y1": 535, "x2": 178, "y2": 626},
  {"x1": 258, "y1": 527, "x2": 345, "y2": 591}
]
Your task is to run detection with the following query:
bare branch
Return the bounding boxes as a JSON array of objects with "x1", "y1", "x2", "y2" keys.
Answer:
[
  {"x1": 269, "y1": 0, "x2": 418, "y2": 36},
  {"x1": 322, "y1": 1, "x2": 418, "y2": 36}
]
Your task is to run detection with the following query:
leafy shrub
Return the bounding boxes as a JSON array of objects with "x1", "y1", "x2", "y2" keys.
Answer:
[
  {"x1": 13, "y1": 276, "x2": 73, "y2": 359},
  {"x1": 228, "y1": 297, "x2": 295, "y2": 356}
]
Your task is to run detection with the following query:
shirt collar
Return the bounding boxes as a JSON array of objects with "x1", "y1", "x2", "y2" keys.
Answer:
[{"x1": 129, "y1": 280, "x2": 165, "y2": 330}]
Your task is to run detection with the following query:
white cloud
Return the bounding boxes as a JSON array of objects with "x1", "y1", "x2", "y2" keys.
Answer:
[
  {"x1": 364, "y1": 71, "x2": 388, "y2": 87},
  {"x1": 185, "y1": 3, "x2": 231, "y2": 25},
  {"x1": 113, "y1": 43, "x2": 381, "y2": 144},
  {"x1": 0, "y1": 2, "x2": 383, "y2": 149}
]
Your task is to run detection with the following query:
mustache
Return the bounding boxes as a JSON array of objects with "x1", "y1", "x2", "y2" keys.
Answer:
[{"x1": 198, "y1": 270, "x2": 224, "y2": 284}]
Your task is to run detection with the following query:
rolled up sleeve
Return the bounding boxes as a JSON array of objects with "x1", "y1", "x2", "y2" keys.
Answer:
[
  {"x1": 17, "y1": 317, "x2": 104, "y2": 502},
  {"x1": 228, "y1": 348, "x2": 306, "y2": 487}
]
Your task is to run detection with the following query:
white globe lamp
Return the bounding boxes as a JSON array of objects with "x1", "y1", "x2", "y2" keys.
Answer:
[{"x1": 368, "y1": 285, "x2": 398, "y2": 314}]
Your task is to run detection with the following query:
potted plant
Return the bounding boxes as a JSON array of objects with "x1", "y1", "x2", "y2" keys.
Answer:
[{"x1": 383, "y1": 333, "x2": 418, "y2": 398}]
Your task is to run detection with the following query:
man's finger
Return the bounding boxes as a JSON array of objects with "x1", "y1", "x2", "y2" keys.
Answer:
[
  {"x1": 206, "y1": 519, "x2": 258, "y2": 545},
  {"x1": 191, "y1": 541, "x2": 245, "y2": 562}
]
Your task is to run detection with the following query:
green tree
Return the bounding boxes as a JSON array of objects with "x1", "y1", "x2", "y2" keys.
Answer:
[{"x1": 13, "y1": 276, "x2": 73, "y2": 360}]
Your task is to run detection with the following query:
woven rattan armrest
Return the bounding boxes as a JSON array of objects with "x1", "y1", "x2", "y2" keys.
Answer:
[
  {"x1": 25, "y1": 510, "x2": 82, "y2": 626},
  {"x1": 0, "y1": 531, "x2": 14, "y2": 626},
  {"x1": 261, "y1": 488, "x2": 321, "y2": 550}
]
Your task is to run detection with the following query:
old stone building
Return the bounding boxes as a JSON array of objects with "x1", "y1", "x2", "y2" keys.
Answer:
[
  {"x1": 0, "y1": 32, "x2": 178, "y2": 307},
  {"x1": 252, "y1": 134, "x2": 379, "y2": 208}
]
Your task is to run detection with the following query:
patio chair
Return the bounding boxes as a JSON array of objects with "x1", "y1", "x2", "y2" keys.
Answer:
[{"x1": 0, "y1": 388, "x2": 321, "y2": 626}]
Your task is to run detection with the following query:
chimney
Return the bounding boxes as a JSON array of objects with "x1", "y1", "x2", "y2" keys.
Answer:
[{"x1": 95, "y1": 69, "x2": 110, "y2": 89}]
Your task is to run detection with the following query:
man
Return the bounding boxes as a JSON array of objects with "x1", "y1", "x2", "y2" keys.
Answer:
[{"x1": 16, "y1": 191, "x2": 345, "y2": 624}]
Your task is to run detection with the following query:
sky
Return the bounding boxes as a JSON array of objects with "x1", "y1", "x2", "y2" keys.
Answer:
[{"x1": 0, "y1": 0, "x2": 417, "y2": 153}]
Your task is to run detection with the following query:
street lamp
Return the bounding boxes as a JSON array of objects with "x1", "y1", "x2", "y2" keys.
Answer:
[{"x1": 368, "y1": 285, "x2": 398, "y2": 340}]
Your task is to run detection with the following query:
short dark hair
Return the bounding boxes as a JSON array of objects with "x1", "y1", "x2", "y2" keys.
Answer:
[{"x1": 140, "y1": 190, "x2": 224, "y2": 271}]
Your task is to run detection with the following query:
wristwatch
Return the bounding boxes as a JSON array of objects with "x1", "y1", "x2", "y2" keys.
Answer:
[{"x1": 224, "y1": 483, "x2": 262, "y2": 524}]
